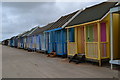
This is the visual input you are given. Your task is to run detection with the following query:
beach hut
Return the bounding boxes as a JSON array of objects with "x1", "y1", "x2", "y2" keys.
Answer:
[
  {"x1": 2, "y1": 39, "x2": 9, "y2": 46},
  {"x1": 109, "y1": 3, "x2": 120, "y2": 69},
  {"x1": 9, "y1": 37, "x2": 13, "y2": 47},
  {"x1": 26, "y1": 23, "x2": 54, "y2": 52},
  {"x1": 65, "y1": 2, "x2": 117, "y2": 66},
  {"x1": 34, "y1": 22, "x2": 54, "y2": 52},
  {"x1": 27, "y1": 26, "x2": 41, "y2": 51},
  {"x1": 17, "y1": 34, "x2": 21, "y2": 48},
  {"x1": 1, "y1": 41, "x2": 4, "y2": 45},
  {"x1": 14, "y1": 36, "x2": 18, "y2": 48},
  {"x1": 10, "y1": 36, "x2": 18, "y2": 47},
  {"x1": 45, "y1": 11, "x2": 79, "y2": 57},
  {"x1": 7, "y1": 39, "x2": 10, "y2": 46},
  {"x1": 17, "y1": 34, "x2": 22, "y2": 48},
  {"x1": 10, "y1": 36, "x2": 16, "y2": 47},
  {"x1": 17, "y1": 32, "x2": 27, "y2": 49},
  {"x1": 21, "y1": 31, "x2": 30, "y2": 50}
]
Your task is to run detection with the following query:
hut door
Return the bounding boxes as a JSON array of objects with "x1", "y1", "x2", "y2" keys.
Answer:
[
  {"x1": 77, "y1": 26, "x2": 85, "y2": 54},
  {"x1": 86, "y1": 26, "x2": 94, "y2": 42},
  {"x1": 86, "y1": 24, "x2": 98, "y2": 59},
  {"x1": 101, "y1": 23, "x2": 106, "y2": 42},
  {"x1": 100, "y1": 22, "x2": 107, "y2": 58},
  {"x1": 67, "y1": 28, "x2": 77, "y2": 56}
]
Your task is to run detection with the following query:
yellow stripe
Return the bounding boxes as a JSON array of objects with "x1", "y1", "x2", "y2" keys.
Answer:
[{"x1": 65, "y1": 20, "x2": 100, "y2": 29}]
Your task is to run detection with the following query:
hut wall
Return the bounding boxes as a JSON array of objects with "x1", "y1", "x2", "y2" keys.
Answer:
[
  {"x1": 40, "y1": 33, "x2": 46, "y2": 51},
  {"x1": 45, "y1": 32, "x2": 49, "y2": 51},
  {"x1": 85, "y1": 14, "x2": 110, "y2": 60},
  {"x1": 55, "y1": 29, "x2": 67, "y2": 55},
  {"x1": 48, "y1": 31, "x2": 55, "y2": 53},
  {"x1": 67, "y1": 27, "x2": 77, "y2": 56},
  {"x1": 36, "y1": 35, "x2": 41, "y2": 50},
  {"x1": 29, "y1": 36, "x2": 33, "y2": 49},
  {"x1": 46, "y1": 29, "x2": 67, "y2": 55},
  {"x1": 86, "y1": 23, "x2": 99, "y2": 59},
  {"x1": 77, "y1": 26, "x2": 85, "y2": 54},
  {"x1": 113, "y1": 13, "x2": 119, "y2": 59}
]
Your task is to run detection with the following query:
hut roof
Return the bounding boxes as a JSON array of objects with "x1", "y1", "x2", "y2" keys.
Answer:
[
  {"x1": 28, "y1": 22, "x2": 54, "y2": 35},
  {"x1": 17, "y1": 31, "x2": 28, "y2": 38},
  {"x1": 10, "y1": 36, "x2": 16, "y2": 39},
  {"x1": 39, "y1": 22, "x2": 54, "y2": 33},
  {"x1": 27, "y1": 27, "x2": 40, "y2": 36},
  {"x1": 65, "y1": 2, "x2": 117, "y2": 27},
  {"x1": 42, "y1": 22, "x2": 55, "y2": 31},
  {"x1": 21, "y1": 31, "x2": 30, "y2": 37},
  {"x1": 47, "y1": 10, "x2": 79, "y2": 30}
]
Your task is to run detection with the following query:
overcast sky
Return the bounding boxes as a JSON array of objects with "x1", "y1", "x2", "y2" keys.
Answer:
[{"x1": 1, "y1": 1, "x2": 106, "y2": 41}]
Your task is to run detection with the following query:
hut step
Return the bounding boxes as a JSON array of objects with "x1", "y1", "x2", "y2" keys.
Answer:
[{"x1": 69, "y1": 53, "x2": 85, "y2": 64}]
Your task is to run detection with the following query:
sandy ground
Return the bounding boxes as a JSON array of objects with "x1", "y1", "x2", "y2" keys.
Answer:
[{"x1": 2, "y1": 45, "x2": 119, "y2": 78}]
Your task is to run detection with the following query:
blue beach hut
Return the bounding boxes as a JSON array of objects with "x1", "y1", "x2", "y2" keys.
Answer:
[
  {"x1": 45, "y1": 10, "x2": 79, "y2": 57},
  {"x1": 21, "y1": 31, "x2": 30, "y2": 50},
  {"x1": 35, "y1": 22, "x2": 54, "y2": 53},
  {"x1": 10, "y1": 36, "x2": 16, "y2": 47},
  {"x1": 27, "y1": 26, "x2": 41, "y2": 51},
  {"x1": 17, "y1": 32, "x2": 27, "y2": 49}
]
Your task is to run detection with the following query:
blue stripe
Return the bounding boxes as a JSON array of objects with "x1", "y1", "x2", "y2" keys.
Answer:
[{"x1": 45, "y1": 27, "x2": 62, "y2": 32}]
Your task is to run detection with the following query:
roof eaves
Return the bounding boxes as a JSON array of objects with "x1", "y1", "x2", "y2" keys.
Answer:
[
  {"x1": 62, "y1": 9, "x2": 83, "y2": 28},
  {"x1": 100, "y1": 11, "x2": 110, "y2": 21},
  {"x1": 27, "y1": 26, "x2": 39, "y2": 36},
  {"x1": 21, "y1": 31, "x2": 30, "y2": 37}
]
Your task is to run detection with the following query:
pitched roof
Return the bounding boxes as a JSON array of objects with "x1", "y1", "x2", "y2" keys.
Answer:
[
  {"x1": 30, "y1": 22, "x2": 55, "y2": 35},
  {"x1": 48, "y1": 10, "x2": 79, "y2": 30},
  {"x1": 28, "y1": 27, "x2": 41, "y2": 36},
  {"x1": 10, "y1": 36, "x2": 16, "y2": 39},
  {"x1": 21, "y1": 31, "x2": 30, "y2": 37},
  {"x1": 26, "y1": 22, "x2": 54, "y2": 35},
  {"x1": 66, "y1": 2, "x2": 117, "y2": 27},
  {"x1": 39, "y1": 22, "x2": 54, "y2": 32},
  {"x1": 17, "y1": 31, "x2": 28, "y2": 38}
]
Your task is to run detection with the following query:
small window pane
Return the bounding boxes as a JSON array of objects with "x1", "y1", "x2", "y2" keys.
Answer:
[{"x1": 69, "y1": 28, "x2": 75, "y2": 42}]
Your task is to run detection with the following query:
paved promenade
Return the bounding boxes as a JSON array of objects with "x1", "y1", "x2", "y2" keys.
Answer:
[{"x1": 2, "y1": 45, "x2": 118, "y2": 78}]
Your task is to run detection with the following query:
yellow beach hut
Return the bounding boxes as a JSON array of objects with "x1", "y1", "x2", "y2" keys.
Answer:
[{"x1": 65, "y1": 2, "x2": 118, "y2": 66}]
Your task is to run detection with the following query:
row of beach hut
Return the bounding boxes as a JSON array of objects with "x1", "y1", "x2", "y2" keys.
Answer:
[{"x1": 2, "y1": 2, "x2": 120, "y2": 68}]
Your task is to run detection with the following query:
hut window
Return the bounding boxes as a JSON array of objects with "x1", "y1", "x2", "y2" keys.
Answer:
[
  {"x1": 100, "y1": 22, "x2": 106, "y2": 42},
  {"x1": 69, "y1": 28, "x2": 75, "y2": 42},
  {"x1": 86, "y1": 24, "x2": 98, "y2": 42}
]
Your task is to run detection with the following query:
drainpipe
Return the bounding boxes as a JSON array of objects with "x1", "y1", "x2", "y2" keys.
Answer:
[{"x1": 110, "y1": 13, "x2": 113, "y2": 69}]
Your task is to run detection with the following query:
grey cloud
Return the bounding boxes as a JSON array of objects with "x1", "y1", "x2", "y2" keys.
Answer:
[{"x1": 2, "y1": 1, "x2": 104, "y2": 41}]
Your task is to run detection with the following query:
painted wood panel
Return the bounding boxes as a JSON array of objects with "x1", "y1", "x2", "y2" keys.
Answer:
[
  {"x1": 68, "y1": 42, "x2": 77, "y2": 56},
  {"x1": 81, "y1": 27, "x2": 85, "y2": 53},
  {"x1": 113, "y1": 14, "x2": 119, "y2": 59},
  {"x1": 69, "y1": 28, "x2": 75, "y2": 42},
  {"x1": 54, "y1": 29, "x2": 67, "y2": 55},
  {"x1": 86, "y1": 43, "x2": 98, "y2": 59},
  {"x1": 77, "y1": 26, "x2": 85, "y2": 54},
  {"x1": 45, "y1": 33, "x2": 49, "y2": 51},
  {"x1": 40, "y1": 34, "x2": 46, "y2": 50},
  {"x1": 93, "y1": 24, "x2": 98, "y2": 42},
  {"x1": 100, "y1": 22, "x2": 106, "y2": 42},
  {"x1": 86, "y1": 25, "x2": 94, "y2": 42},
  {"x1": 100, "y1": 43, "x2": 107, "y2": 57},
  {"x1": 36, "y1": 35, "x2": 41, "y2": 50}
]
